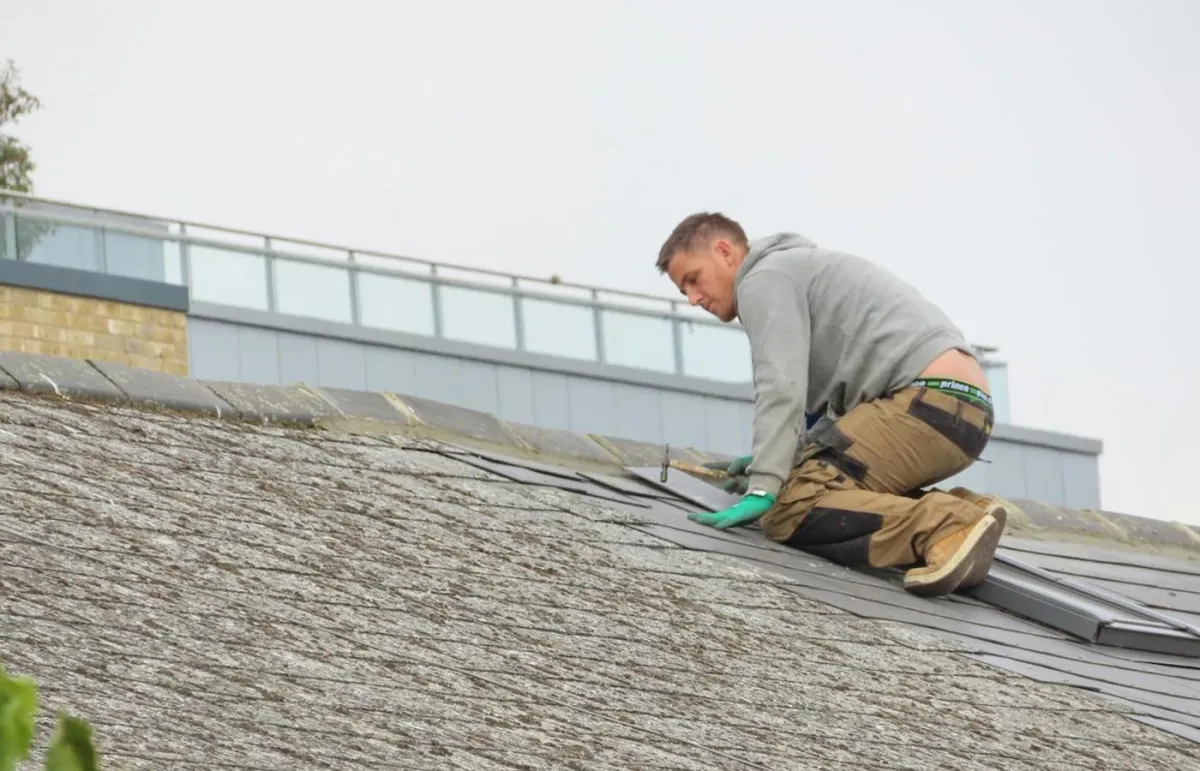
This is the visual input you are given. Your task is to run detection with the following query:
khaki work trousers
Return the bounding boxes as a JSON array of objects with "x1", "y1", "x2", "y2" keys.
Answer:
[{"x1": 761, "y1": 384, "x2": 995, "y2": 569}]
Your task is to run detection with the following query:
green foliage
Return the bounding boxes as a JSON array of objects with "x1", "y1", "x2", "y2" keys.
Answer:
[
  {"x1": 45, "y1": 715, "x2": 97, "y2": 771},
  {"x1": 0, "y1": 59, "x2": 53, "y2": 260},
  {"x1": 0, "y1": 666, "x2": 37, "y2": 771},
  {"x1": 0, "y1": 59, "x2": 42, "y2": 194},
  {"x1": 0, "y1": 665, "x2": 101, "y2": 771}
]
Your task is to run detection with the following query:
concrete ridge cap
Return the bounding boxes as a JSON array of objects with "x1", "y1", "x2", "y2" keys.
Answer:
[{"x1": 0, "y1": 350, "x2": 1193, "y2": 557}]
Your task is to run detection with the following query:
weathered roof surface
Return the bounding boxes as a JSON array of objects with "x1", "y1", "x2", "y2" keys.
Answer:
[
  {"x1": 621, "y1": 475, "x2": 1200, "y2": 747},
  {"x1": 2, "y1": 384, "x2": 1200, "y2": 769}
]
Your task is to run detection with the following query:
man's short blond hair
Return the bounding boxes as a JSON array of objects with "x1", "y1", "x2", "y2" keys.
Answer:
[{"x1": 655, "y1": 212, "x2": 749, "y2": 274}]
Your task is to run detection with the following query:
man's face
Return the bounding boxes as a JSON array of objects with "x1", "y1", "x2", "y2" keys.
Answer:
[{"x1": 665, "y1": 238, "x2": 742, "y2": 322}]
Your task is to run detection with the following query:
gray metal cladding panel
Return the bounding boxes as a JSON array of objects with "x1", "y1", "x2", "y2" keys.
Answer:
[
  {"x1": 1022, "y1": 444, "x2": 1067, "y2": 505},
  {"x1": 409, "y1": 351, "x2": 464, "y2": 403},
  {"x1": 979, "y1": 440, "x2": 1028, "y2": 499},
  {"x1": 736, "y1": 402, "x2": 754, "y2": 453},
  {"x1": 364, "y1": 347, "x2": 416, "y2": 394},
  {"x1": 494, "y1": 366, "x2": 535, "y2": 425},
  {"x1": 938, "y1": 458, "x2": 989, "y2": 495},
  {"x1": 237, "y1": 325, "x2": 282, "y2": 385},
  {"x1": 565, "y1": 378, "x2": 617, "y2": 437},
  {"x1": 188, "y1": 319, "x2": 242, "y2": 383},
  {"x1": 659, "y1": 391, "x2": 712, "y2": 454},
  {"x1": 611, "y1": 383, "x2": 663, "y2": 445},
  {"x1": 276, "y1": 332, "x2": 320, "y2": 386},
  {"x1": 703, "y1": 398, "x2": 747, "y2": 457},
  {"x1": 457, "y1": 359, "x2": 500, "y2": 416},
  {"x1": 1062, "y1": 451, "x2": 1101, "y2": 510},
  {"x1": 315, "y1": 338, "x2": 368, "y2": 390},
  {"x1": 530, "y1": 371, "x2": 571, "y2": 431}
]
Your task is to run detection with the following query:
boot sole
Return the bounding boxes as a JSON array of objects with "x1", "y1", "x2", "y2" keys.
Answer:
[
  {"x1": 903, "y1": 514, "x2": 1000, "y2": 597},
  {"x1": 956, "y1": 503, "x2": 1008, "y2": 591}
]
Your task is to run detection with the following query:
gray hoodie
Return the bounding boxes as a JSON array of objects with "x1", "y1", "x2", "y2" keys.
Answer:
[{"x1": 734, "y1": 233, "x2": 971, "y2": 497}]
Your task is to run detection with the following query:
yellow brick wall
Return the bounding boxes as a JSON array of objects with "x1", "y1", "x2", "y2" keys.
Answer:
[{"x1": 0, "y1": 285, "x2": 189, "y2": 376}]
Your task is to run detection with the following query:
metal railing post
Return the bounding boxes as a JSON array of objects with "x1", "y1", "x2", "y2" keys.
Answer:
[
  {"x1": 264, "y1": 236, "x2": 277, "y2": 312},
  {"x1": 512, "y1": 277, "x2": 526, "y2": 351},
  {"x1": 430, "y1": 264, "x2": 444, "y2": 337},
  {"x1": 347, "y1": 249, "x2": 362, "y2": 325},
  {"x1": 592, "y1": 288, "x2": 606, "y2": 363},
  {"x1": 97, "y1": 226, "x2": 109, "y2": 274},
  {"x1": 670, "y1": 302, "x2": 685, "y2": 375},
  {"x1": 1, "y1": 211, "x2": 15, "y2": 259},
  {"x1": 179, "y1": 224, "x2": 192, "y2": 290}
]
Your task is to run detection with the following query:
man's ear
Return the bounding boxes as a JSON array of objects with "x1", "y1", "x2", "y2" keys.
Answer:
[{"x1": 715, "y1": 239, "x2": 737, "y2": 267}]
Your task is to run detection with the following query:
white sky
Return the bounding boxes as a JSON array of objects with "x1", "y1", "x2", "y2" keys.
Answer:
[{"x1": 3, "y1": 0, "x2": 1199, "y2": 524}]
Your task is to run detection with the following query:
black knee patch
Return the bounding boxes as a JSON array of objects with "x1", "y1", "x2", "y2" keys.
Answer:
[{"x1": 782, "y1": 506, "x2": 884, "y2": 566}]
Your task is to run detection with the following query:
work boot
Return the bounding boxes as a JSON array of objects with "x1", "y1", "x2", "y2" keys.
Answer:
[
  {"x1": 902, "y1": 512, "x2": 1002, "y2": 597},
  {"x1": 946, "y1": 487, "x2": 1011, "y2": 589}
]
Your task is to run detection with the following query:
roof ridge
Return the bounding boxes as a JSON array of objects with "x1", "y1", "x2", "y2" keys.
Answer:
[{"x1": 0, "y1": 349, "x2": 1195, "y2": 559}]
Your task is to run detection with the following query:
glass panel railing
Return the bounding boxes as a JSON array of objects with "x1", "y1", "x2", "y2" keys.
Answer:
[
  {"x1": 273, "y1": 258, "x2": 353, "y2": 324},
  {"x1": 357, "y1": 272, "x2": 436, "y2": 336},
  {"x1": 600, "y1": 309, "x2": 676, "y2": 373},
  {"x1": 680, "y1": 321, "x2": 752, "y2": 383},
  {"x1": 520, "y1": 298, "x2": 597, "y2": 361},
  {"x1": 103, "y1": 231, "x2": 168, "y2": 282},
  {"x1": 0, "y1": 213, "x2": 12, "y2": 260},
  {"x1": 17, "y1": 219, "x2": 98, "y2": 271},
  {"x1": 188, "y1": 245, "x2": 269, "y2": 310},
  {"x1": 439, "y1": 286, "x2": 517, "y2": 348}
]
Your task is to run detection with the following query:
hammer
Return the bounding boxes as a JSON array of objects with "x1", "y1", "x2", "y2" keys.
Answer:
[{"x1": 660, "y1": 443, "x2": 730, "y2": 483}]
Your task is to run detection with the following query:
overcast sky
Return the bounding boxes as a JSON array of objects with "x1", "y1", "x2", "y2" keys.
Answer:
[{"x1": 3, "y1": 0, "x2": 1198, "y2": 524}]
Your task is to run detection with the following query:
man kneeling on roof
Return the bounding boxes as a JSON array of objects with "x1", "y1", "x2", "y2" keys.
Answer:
[{"x1": 656, "y1": 212, "x2": 1009, "y2": 597}]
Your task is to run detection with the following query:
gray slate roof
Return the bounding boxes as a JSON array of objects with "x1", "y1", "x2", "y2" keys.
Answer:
[{"x1": 2, "y1": 381, "x2": 1200, "y2": 770}]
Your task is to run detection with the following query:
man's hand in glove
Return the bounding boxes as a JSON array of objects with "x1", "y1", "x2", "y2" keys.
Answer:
[
  {"x1": 688, "y1": 490, "x2": 776, "y2": 530},
  {"x1": 703, "y1": 455, "x2": 753, "y2": 495}
]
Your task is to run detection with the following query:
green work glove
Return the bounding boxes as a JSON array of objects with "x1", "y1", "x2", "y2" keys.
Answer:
[
  {"x1": 703, "y1": 455, "x2": 754, "y2": 494},
  {"x1": 688, "y1": 490, "x2": 776, "y2": 530}
]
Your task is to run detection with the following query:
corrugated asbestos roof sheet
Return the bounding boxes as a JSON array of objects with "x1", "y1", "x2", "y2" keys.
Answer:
[{"x1": 2, "y1": 386, "x2": 1200, "y2": 770}]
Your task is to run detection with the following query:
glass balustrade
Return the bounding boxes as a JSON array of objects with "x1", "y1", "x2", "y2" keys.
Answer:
[
  {"x1": 102, "y1": 231, "x2": 170, "y2": 283},
  {"x1": 679, "y1": 321, "x2": 752, "y2": 382},
  {"x1": 439, "y1": 285, "x2": 518, "y2": 349},
  {"x1": 273, "y1": 258, "x2": 353, "y2": 324},
  {"x1": 188, "y1": 245, "x2": 270, "y2": 311},
  {"x1": 357, "y1": 271, "x2": 436, "y2": 336},
  {"x1": 519, "y1": 297, "x2": 597, "y2": 361},
  {"x1": 599, "y1": 309, "x2": 677, "y2": 373},
  {"x1": 18, "y1": 219, "x2": 101, "y2": 272}
]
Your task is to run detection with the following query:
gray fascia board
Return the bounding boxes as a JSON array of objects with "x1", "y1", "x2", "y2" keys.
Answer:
[
  {"x1": 189, "y1": 301, "x2": 755, "y2": 401},
  {"x1": 0, "y1": 259, "x2": 189, "y2": 312}
]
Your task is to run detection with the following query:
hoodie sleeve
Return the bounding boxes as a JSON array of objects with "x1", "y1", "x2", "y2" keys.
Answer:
[{"x1": 735, "y1": 268, "x2": 812, "y2": 497}]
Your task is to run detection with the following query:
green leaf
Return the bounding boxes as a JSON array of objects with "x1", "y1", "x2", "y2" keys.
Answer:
[
  {"x1": 0, "y1": 664, "x2": 38, "y2": 771},
  {"x1": 45, "y1": 713, "x2": 99, "y2": 771}
]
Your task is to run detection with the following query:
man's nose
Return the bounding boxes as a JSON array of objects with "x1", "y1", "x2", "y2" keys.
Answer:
[{"x1": 686, "y1": 288, "x2": 703, "y2": 306}]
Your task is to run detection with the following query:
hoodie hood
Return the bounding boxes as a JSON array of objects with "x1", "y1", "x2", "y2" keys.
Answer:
[{"x1": 735, "y1": 232, "x2": 818, "y2": 288}]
